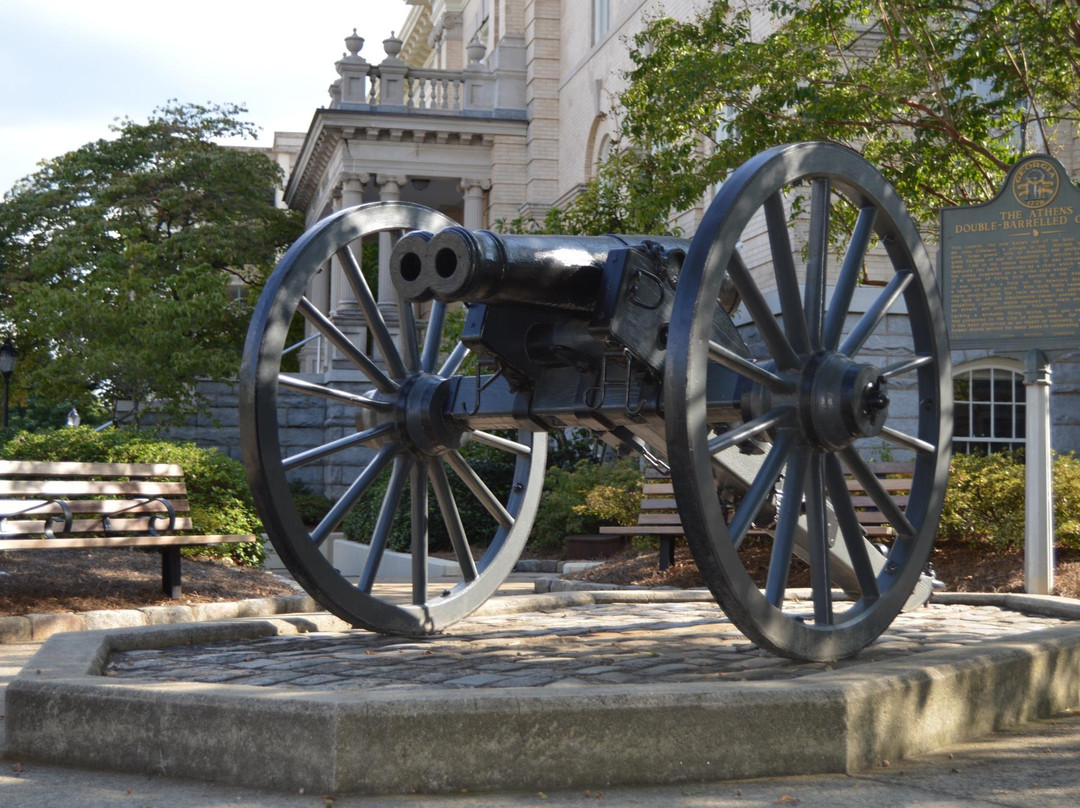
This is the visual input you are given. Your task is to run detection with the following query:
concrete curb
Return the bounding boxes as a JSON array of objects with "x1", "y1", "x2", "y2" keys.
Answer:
[
  {"x1": 0, "y1": 593, "x2": 319, "y2": 644},
  {"x1": 6, "y1": 591, "x2": 1080, "y2": 795}
]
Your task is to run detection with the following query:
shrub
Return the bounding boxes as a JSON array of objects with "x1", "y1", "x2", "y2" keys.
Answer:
[
  {"x1": 341, "y1": 439, "x2": 518, "y2": 553},
  {"x1": 289, "y1": 481, "x2": 333, "y2": 528},
  {"x1": 937, "y1": 450, "x2": 1080, "y2": 551},
  {"x1": 0, "y1": 427, "x2": 265, "y2": 565},
  {"x1": 528, "y1": 459, "x2": 643, "y2": 552}
]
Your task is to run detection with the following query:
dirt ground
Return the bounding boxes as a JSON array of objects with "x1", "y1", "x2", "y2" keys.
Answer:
[{"x1": 1, "y1": 541, "x2": 1078, "y2": 617}]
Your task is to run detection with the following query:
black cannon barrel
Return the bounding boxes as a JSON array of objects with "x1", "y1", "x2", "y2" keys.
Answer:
[{"x1": 391, "y1": 226, "x2": 688, "y2": 314}]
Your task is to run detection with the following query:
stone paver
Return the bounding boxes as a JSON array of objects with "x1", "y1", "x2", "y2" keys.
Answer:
[{"x1": 103, "y1": 600, "x2": 1072, "y2": 690}]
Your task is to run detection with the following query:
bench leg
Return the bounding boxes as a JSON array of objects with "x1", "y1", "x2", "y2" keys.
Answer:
[
  {"x1": 161, "y1": 547, "x2": 182, "y2": 598},
  {"x1": 658, "y1": 537, "x2": 676, "y2": 571}
]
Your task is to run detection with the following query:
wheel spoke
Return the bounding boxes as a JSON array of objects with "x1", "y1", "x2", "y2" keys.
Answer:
[
  {"x1": 311, "y1": 444, "x2": 398, "y2": 546},
  {"x1": 430, "y1": 461, "x2": 478, "y2": 582},
  {"x1": 805, "y1": 452, "x2": 833, "y2": 626},
  {"x1": 278, "y1": 374, "x2": 391, "y2": 411},
  {"x1": 297, "y1": 297, "x2": 399, "y2": 395},
  {"x1": 839, "y1": 447, "x2": 917, "y2": 539},
  {"x1": 838, "y1": 270, "x2": 913, "y2": 358},
  {"x1": 439, "y1": 342, "x2": 469, "y2": 378},
  {"x1": 421, "y1": 301, "x2": 448, "y2": 373},
  {"x1": 727, "y1": 430, "x2": 796, "y2": 548},
  {"x1": 823, "y1": 453, "x2": 880, "y2": 601},
  {"x1": 764, "y1": 191, "x2": 811, "y2": 357},
  {"x1": 804, "y1": 178, "x2": 831, "y2": 351},
  {"x1": 765, "y1": 445, "x2": 809, "y2": 607},
  {"x1": 282, "y1": 423, "x2": 395, "y2": 470},
  {"x1": 445, "y1": 450, "x2": 514, "y2": 529},
  {"x1": 880, "y1": 426, "x2": 935, "y2": 455},
  {"x1": 411, "y1": 462, "x2": 429, "y2": 605},
  {"x1": 824, "y1": 205, "x2": 877, "y2": 350},
  {"x1": 881, "y1": 354, "x2": 934, "y2": 380},
  {"x1": 358, "y1": 454, "x2": 412, "y2": 592},
  {"x1": 708, "y1": 341, "x2": 795, "y2": 394},
  {"x1": 471, "y1": 430, "x2": 533, "y2": 456},
  {"x1": 337, "y1": 245, "x2": 408, "y2": 380},
  {"x1": 399, "y1": 297, "x2": 421, "y2": 373},
  {"x1": 708, "y1": 406, "x2": 794, "y2": 456},
  {"x1": 726, "y1": 250, "x2": 801, "y2": 370}
]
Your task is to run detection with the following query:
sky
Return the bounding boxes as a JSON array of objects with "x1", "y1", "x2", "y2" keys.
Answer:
[{"x1": 0, "y1": 0, "x2": 411, "y2": 194}]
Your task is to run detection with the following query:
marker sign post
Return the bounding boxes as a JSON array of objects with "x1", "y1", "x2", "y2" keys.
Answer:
[{"x1": 941, "y1": 154, "x2": 1080, "y2": 594}]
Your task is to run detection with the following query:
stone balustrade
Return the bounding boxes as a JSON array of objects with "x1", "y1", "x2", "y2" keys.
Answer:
[
  {"x1": 368, "y1": 66, "x2": 466, "y2": 111},
  {"x1": 332, "y1": 31, "x2": 519, "y2": 116}
]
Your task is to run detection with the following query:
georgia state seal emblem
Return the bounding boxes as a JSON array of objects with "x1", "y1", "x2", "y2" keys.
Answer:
[{"x1": 1012, "y1": 158, "x2": 1059, "y2": 209}]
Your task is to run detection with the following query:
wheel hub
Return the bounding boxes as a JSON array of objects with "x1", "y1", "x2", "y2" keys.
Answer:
[
  {"x1": 399, "y1": 373, "x2": 468, "y2": 456},
  {"x1": 800, "y1": 351, "x2": 888, "y2": 451}
]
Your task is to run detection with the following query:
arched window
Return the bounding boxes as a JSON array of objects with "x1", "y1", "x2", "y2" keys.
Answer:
[{"x1": 953, "y1": 359, "x2": 1026, "y2": 454}]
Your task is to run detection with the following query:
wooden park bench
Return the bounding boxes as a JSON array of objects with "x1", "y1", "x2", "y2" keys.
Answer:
[
  {"x1": 0, "y1": 460, "x2": 256, "y2": 598},
  {"x1": 600, "y1": 461, "x2": 915, "y2": 570}
]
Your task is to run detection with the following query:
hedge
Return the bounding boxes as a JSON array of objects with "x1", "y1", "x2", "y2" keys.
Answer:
[{"x1": 938, "y1": 450, "x2": 1080, "y2": 551}]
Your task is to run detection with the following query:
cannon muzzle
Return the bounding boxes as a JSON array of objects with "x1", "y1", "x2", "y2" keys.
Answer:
[{"x1": 390, "y1": 226, "x2": 686, "y2": 314}]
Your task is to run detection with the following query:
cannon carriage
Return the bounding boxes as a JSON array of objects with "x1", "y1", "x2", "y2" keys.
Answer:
[{"x1": 240, "y1": 142, "x2": 951, "y2": 662}]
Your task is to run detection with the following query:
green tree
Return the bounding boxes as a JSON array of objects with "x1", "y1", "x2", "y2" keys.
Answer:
[
  {"x1": 0, "y1": 102, "x2": 303, "y2": 424},
  {"x1": 556, "y1": 0, "x2": 1080, "y2": 234}
]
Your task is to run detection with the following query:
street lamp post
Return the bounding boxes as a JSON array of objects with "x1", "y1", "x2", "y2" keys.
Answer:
[{"x1": 0, "y1": 338, "x2": 16, "y2": 429}]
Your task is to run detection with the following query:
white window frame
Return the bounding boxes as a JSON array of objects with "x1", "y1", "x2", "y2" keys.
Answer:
[{"x1": 952, "y1": 358, "x2": 1027, "y2": 455}]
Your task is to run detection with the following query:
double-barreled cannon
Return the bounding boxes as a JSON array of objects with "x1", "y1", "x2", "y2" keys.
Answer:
[{"x1": 240, "y1": 142, "x2": 951, "y2": 661}]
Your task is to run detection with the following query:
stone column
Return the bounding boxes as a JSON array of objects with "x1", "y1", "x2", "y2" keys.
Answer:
[
  {"x1": 329, "y1": 175, "x2": 369, "y2": 370},
  {"x1": 429, "y1": 10, "x2": 464, "y2": 69},
  {"x1": 303, "y1": 259, "x2": 331, "y2": 373},
  {"x1": 460, "y1": 178, "x2": 491, "y2": 229},
  {"x1": 376, "y1": 175, "x2": 407, "y2": 364},
  {"x1": 327, "y1": 189, "x2": 344, "y2": 317},
  {"x1": 376, "y1": 175, "x2": 406, "y2": 306},
  {"x1": 336, "y1": 175, "x2": 367, "y2": 312}
]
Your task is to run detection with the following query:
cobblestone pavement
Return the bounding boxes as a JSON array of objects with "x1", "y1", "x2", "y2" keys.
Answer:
[{"x1": 103, "y1": 599, "x2": 1073, "y2": 690}]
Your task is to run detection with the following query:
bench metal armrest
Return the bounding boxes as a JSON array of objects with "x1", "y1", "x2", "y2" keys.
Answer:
[
  {"x1": 145, "y1": 497, "x2": 177, "y2": 537},
  {"x1": 0, "y1": 499, "x2": 73, "y2": 539},
  {"x1": 102, "y1": 497, "x2": 177, "y2": 537}
]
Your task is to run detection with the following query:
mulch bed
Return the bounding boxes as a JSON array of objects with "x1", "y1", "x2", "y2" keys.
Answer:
[
  {"x1": 566, "y1": 541, "x2": 1080, "y2": 599},
  {"x1": 0, "y1": 548, "x2": 298, "y2": 616}
]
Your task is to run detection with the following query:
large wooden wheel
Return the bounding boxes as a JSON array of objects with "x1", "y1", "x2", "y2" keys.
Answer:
[
  {"x1": 240, "y1": 202, "x2": 546, "y2": 635},
  {"x1": 665, "y1": 143, "x2": 951, "y2": 660}
]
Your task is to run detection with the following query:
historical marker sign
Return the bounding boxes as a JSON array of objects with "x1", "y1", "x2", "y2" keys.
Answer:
[
  {"x1": 940, "y1": 153, "x2": 1080, "y2": 596},
  {"x1": 941, "y1": 154, "x2": 1080, "y2": 351}
]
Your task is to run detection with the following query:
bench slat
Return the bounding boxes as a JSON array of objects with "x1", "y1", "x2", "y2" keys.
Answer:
[
  {"x1": 0, "y1": 534, "x2": 255, "y2": 550},
  {"x1": 850, "y1": 495, "x2": 910, "y2": 509},
  {"x1": 638, "y1": 513, "x2": 685, "y2": 525},
  {"x1": 846, "y1": 477, "x2": 912, "y2": 492},
  {"x1": 0, "y1": 499, "x2": 191, "y2": 517},
  {"x1": 599, "y1": 525, "x2": 686, "y2": 535},
  {"x1": 0, "y1": 460, "x2": 185, "y2": 478},
  {"x1": 640, "y1": 498, "x2": 677, "y2": 510},
  {"x1": 1, "y1": 517, "x2": 196, "y2": 536},
  {"x1": 0, "y1": 480, "x2": 187, "y2": 497}
]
